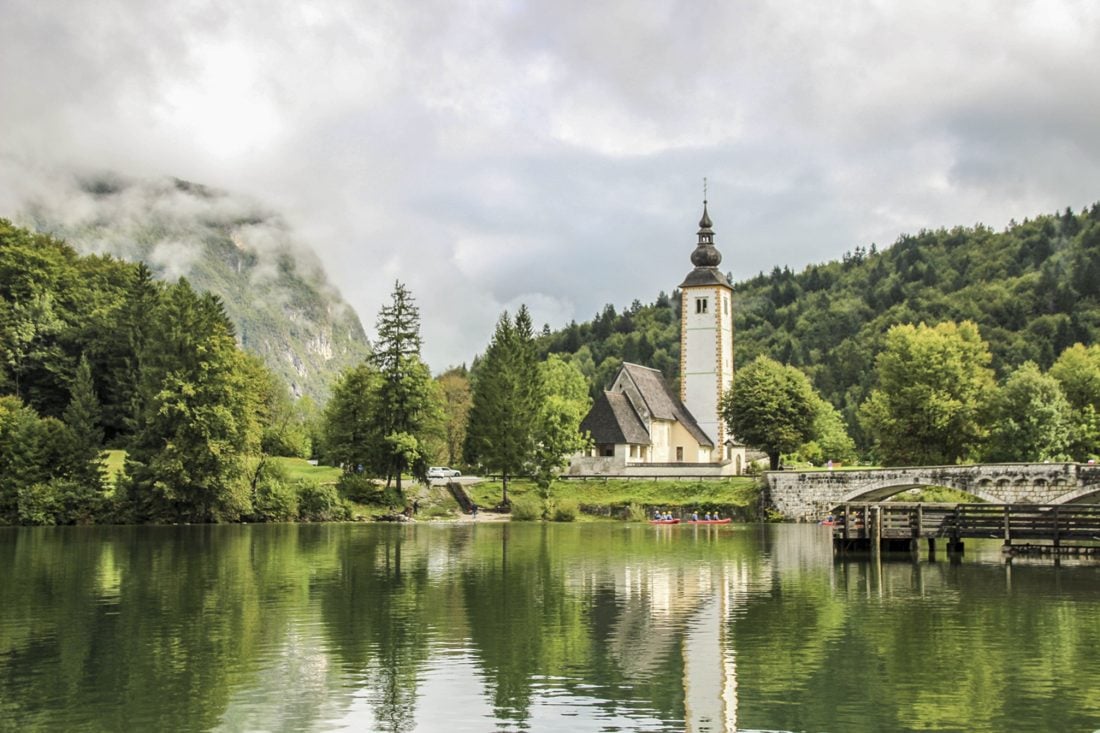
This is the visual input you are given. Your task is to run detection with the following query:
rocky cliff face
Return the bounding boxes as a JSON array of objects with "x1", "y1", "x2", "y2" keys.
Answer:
[{"x1": 19, "y1": 173, "x2": 370, "y2": 401}]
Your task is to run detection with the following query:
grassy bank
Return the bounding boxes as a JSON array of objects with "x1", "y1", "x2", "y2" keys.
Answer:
[{"x1": 467, "y1": 476, "x2": 763, "y2": 519}]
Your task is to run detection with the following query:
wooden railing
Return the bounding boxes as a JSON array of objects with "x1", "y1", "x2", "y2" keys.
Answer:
[{"x1": 830, "y1": 502, "x2": 1100, "y2": 550}]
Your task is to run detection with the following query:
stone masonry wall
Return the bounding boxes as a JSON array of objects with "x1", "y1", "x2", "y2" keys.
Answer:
[{"x1": 767, "y1": 463, "x2": 1098, "y2": 521}]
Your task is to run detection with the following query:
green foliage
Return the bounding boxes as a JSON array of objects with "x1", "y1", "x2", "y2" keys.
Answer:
[
  {"x1": 537, "y1": 205, "x2": 1100, "y2": 456},
  {"x1": 859, "y1": 321, "x2": 995, "y2": 465},
  {"x1": 23, "y1": 178, "x2": 372, "y2": 403},
  {"x1": 337, "y1": 473, "x2": 381, "y2": 504},
  {"x1": 124, "y1": 280, "x2": 265, "y2": 523},
  {"x1": 1050, "y1": 343, "x2": 1100, "y2": 458},
  {"x1": 465, "y1": 307, "x2": 542, "y2": 504},
  {"x1": 367, "y1": 281, "x2": 439, "y2": 494},
  {"x1": 722, "y1": 355, "x2": 818, "y2": 469},
  {"x1": 321, "y1": 363, "x2": 384, "y2": 471},
  {"x1": 435, "y1": 367, "x2": 472, "y2": 466},
  {"x1": 984, "y1": 362, "x2": 1072, "y2": 462},
  {"x1": 550, "y1": 498, "x2": 579, "y2": 522},
  {"x1": 532, "y1": 354, "x2": 592, "y2": 499},
  {"x1": 297, "y1": 482, "x2": 351, "y2": 521},
  {"x1": 795, "y1": 399, "x2": 858, "y2": 466},
  {"x1": 253, "y1": 480, "x2": 300, "y2": 522},
  {"x1": 509, "y1": 494, "x2": 543, "y2": 521}
]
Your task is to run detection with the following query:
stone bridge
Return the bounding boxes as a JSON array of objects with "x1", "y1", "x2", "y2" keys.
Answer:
[{"x1": 766, "y1": 463, "x2": 1100, "y2": 521}]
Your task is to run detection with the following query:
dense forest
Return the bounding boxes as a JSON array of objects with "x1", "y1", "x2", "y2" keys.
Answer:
[
  {"x1": 539, "y1": 204, "x2": 1100, "y2": 445},
  {"x1": 0, "y1": 219, "x2": 339, "y2": 525}
]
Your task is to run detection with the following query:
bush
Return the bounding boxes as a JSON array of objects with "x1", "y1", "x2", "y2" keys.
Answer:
[
  {"x1": 625, "y1": 502, "x2": 647, "y2": 522},
  {"x1": 17, "y1": 482, "x2": 59, "y2": 525},
  {"x1": 52, "y1": 479, "x2": 104, "y2": 525},
  {"x1": 298, "y1": 482, "x2": 351, "y2": 521},
  {"x1": 338, "y1": 473, "x2": 381, "y2": 504},
  {"x1": 509, "y1": 494, "x2": 542, "y2": 521},
  {"x1": 551, "y1": 498, "x2": 579, "y2": 522},
  {"x1": 254, "y1": 480, "x2": 300, "y2": 521}
]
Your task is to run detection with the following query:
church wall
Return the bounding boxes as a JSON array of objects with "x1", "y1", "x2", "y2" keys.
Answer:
[
  {"x1": 681, "y1": 285, "x2": 731, "y2": 446},
  {"x1": 651, "y1": 420, "x2": 672, "y2": 462}
]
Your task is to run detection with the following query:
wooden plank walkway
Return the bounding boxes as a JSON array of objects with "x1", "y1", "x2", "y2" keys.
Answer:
[{"x1": 830, "y1": 502, "x2": 1100, "y2": 555}]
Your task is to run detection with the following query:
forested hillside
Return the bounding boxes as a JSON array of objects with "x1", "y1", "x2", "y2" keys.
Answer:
[
  {"x1": 16, "y1": 174, "x2": 370, "y2": 400},
  {"x1": 539, "y1": 204, "x2": 1100, "y2": 439}
]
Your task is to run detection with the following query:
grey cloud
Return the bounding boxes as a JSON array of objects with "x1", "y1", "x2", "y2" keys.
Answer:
[{"x1": 2, "y1": 0, "x2": 1098, "y2": 370}]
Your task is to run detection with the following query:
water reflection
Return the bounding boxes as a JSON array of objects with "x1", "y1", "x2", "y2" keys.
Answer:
[{"x1": 1, "y1": 524, "x2": 1099, "y2": 732}]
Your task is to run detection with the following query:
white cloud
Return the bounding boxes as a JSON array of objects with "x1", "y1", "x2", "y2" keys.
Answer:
[{"x1": 1, "y1": 0, "x2": 1099, "y2": 371}]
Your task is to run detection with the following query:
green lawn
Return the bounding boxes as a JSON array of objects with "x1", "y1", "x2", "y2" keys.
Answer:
[
  {"x1": 467, "y1": 476, "x2": 762, "y2": 514},
  {"x1": 101, "y1": 449, "x2": 127, "y2": 488},
  {"x1": 269, "y1": 457, "x2": 341, "y2": 483}
]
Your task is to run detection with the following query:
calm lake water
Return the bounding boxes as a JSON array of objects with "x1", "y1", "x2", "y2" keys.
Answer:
[{"x1": 2, "y1": 522, "x2": 1099, "y2": 732}]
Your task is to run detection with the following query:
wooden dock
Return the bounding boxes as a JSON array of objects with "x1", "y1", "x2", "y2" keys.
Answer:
[{"x1": 830, "y1": 502, "x2": 1100, "y2": 555}]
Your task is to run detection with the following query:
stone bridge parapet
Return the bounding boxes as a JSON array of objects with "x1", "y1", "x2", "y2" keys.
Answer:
[{"x1": 766, "y1": 463, "x2": 1100, "y2": 521}]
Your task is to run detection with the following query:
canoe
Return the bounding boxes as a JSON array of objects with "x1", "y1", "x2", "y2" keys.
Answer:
[
  {"x1": 649, "y1": 519, "x2": 681, "y2": 524},
  {"x1": 687, "y1": 519, "x2": 731, "y2": 525}
]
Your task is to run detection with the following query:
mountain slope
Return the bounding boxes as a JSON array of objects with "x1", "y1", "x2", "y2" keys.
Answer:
[
  {"x1": 539, "y1": 203, "x2": 1100, "y2": 428},
  {"x1": 17, "y1": 174, "x2": 370, "y2": 401}
]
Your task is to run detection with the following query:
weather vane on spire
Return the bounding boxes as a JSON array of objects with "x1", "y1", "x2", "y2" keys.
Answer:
[{"x1": 703, "y1": 176, "x2": 708, "y2": 204}]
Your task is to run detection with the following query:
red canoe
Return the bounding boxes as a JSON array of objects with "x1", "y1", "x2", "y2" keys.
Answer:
[
  {"x1": 649, "y1": 519, "x2": 681, "y2": 524},
  {"x1": 687, "y1": 519, "x2": 731, "y2": 525}
]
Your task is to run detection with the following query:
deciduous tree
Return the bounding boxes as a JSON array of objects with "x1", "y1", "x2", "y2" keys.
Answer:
[
  {"x1": 721, "y1": 355, "x2": 818, "y2": 470},
  {"x1": 859, "y1": 321, "x2": 995, "y2": 465}
]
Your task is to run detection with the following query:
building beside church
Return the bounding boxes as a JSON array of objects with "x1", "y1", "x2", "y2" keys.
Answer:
[{"x1": 570, "y1": 201, "x2": 747, "y2": 476}]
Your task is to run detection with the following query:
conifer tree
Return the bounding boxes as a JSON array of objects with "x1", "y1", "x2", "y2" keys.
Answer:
[
  {"x1": 62, "y1": 353, "x2": 105, "y2": 488},
  {"x1": 369, "y1": 281, "x2": 436, "y2": 497},
  {"x1": 465, "y1": 306, "x2": 542, "y2": 505}
]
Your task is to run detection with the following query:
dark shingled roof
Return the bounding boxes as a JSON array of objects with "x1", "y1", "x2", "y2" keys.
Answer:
[
  {"x1": 580, "y1": 391, "x2": 650, "y2": 445},
  {"x1": 680, "y1": 267, "x2": 732, "y2": 289},
  {"x1": 620, "y1": 363, "x2": 714, "y2": 447}
]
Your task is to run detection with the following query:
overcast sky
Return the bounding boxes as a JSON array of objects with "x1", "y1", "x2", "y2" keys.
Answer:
[{"x1": 2, "y1": 0, "x2": 1099, "y2": 371}]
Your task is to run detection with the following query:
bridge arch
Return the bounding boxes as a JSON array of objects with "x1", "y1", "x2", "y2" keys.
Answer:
[
  {"x1": 1050, "y1": 485, "x2": 1100, "y2": 505},
  {"x1": 839, "y1": 478, "x2": 998, "y2": 505}
]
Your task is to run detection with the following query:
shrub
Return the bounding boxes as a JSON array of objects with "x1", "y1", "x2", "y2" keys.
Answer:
[
  {"x1": 338, "y1": 473, "x2": 381, "y2": 504},
  {"x1": 17, "y1": 482, "x2": 59, "y2": 525},
  {"x1": 625, "y1": 503, "x2": 647, "y2": 522},
  {"x1": 298, "y1": 481, "x2": 351, "y2": 521},
  {"x1": 551, "y1": 498, "x2": 579, "y2": 522},
  {"x1": 254, "y1": 480, "x2": 300, "y2": 521},
  {"x1": 510, "y1": 494, "x2": 542, "y2": 521}
]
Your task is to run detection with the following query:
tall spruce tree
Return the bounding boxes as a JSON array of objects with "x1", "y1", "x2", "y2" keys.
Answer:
[
  {"x1": 61, "y1": 353, "x2": 105, "y2": 488},
  {"x1": 125, "y1": 281, "x2": 263, "y2": 522},
  {"x1": 370, "y1": 281, "x2": 435, "y2": 497},
  {"x1": 465, "y1": 306, "x2": 541, "y2": 505}
]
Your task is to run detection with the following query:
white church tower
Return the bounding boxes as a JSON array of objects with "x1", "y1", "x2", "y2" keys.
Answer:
[{"x1": 679, "y1": 198, "x2": 734, "y2": 459}]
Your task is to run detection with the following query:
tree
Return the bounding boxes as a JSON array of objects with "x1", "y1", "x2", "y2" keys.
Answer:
[
  {"x1": 1049, "y1": 343, "x2": 1100, "y2": 458},
  {"x1": 465, "y1": 307, "x2": 541, "y2": 505},
  {"x1": 60, "y1": 353, "x2": 105, "y2": 488},
  {"x1": 796, "y1": 398, "x2": 858, "y2": 466},
  {"x1": 125, "y1": 281, "x2": 264, "y2": 523},
  {"x1": 436, "y1": 367, "x2": 472, "y2": 466},
  {"x1": 530, "y1": 355, "x2": 591, "y2": 512},
  {"x1": 983, "y1": 362, "x2": 1072, "y2": 462},
  {"x1": 859, "y1": 321, "x2": 996, "y2": 465},
  {"x1": 721, "y1": 355, "x2": 818, "y2": 470},
  {"x1": 369, "y1": 281, "x2": 437, "y2": 497},
  {"x1": 321, "y1": 363, "x2": 384, "y2": 473}
]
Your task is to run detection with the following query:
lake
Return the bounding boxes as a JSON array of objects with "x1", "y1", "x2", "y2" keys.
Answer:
[{"x1": 2, "y1": 522, "x2": 1099, "y2": 732}]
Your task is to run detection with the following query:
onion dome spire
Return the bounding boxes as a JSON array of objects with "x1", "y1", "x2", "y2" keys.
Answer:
[{"x1": 680, "y1": 179, "x2": 731, "y2": 289}]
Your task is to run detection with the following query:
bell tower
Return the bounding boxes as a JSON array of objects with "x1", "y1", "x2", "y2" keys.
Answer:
[{"x1": 679, "y1": 194, "x2": 734, "y2": 457}]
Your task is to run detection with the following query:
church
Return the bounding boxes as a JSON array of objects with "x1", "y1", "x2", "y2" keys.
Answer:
[{"x1": 570, "y1": 201, "x2": 748, "y2": 476}]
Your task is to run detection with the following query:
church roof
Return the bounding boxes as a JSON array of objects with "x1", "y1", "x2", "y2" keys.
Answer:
[
  {"x1": 681, "y1": 267, "x2": 732, "y2": 288},
  {"x1": 681, "y1": 199, "x2": 732, "y2": 290},
  {"x1": 580, "y1": 391, "x2": 650, "y2": 445},
  {"x1": 620, "y1": 363, "x2": 714, "y2": 447}
]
